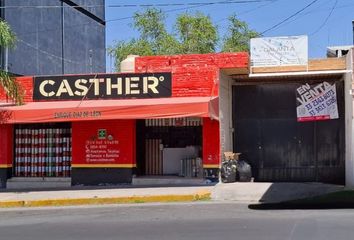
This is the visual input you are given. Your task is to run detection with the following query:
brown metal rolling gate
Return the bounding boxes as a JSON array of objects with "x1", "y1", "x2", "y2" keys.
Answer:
[{"x1": 145, "y1": 139, "x2": 163, "y2": 175}]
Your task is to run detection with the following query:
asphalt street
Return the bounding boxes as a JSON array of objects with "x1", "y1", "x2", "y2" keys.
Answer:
[{"x1": 0, "y1": 202, "x2": 354, "y2": 240}]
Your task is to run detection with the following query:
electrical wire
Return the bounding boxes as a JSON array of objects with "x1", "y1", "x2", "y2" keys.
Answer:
[
  {"x1": 108, "y1": 0, "x2": 276, "y2": 8},
  {"x1": 107, "y1": 0, "x2": 275, "y2": 22},
  {"x1": 14, "y1": 0, "x2": 276, "y2": 37},
  {"x1": 264, "y1": 0, "x2": 333, "y2": 30},
  {"x1": 14, "y1": 1, "x2": 264, "y2": 67},
  {"x1": 215, "y1": 0, "x2": 279, "y2": 24},
  {"x1": 310, "y1": 0, "x2": 338, "y2": 36},
  {"x1": 17, "y1": 38, "x2": 105, "y2": 70},
  {"x1": 260, "y1": 0, "x2": 320, "y2": 35},
  {"x1": 17, "y1": 39, "x2": 82, "y2": 65},
  {"x1": 0, "y1": 5, "x2": 102, "y2": 9},
  {"x1": 0, "y1": 0, "x2": 275, "y2": 9}
]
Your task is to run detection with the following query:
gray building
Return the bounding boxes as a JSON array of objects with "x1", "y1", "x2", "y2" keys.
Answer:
[{"x1": 0, "y1": 0, "x2": 105, "y2": 76}]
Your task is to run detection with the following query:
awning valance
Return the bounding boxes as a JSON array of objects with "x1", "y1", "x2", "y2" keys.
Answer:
[{"x1": 0, "y1": 97, "x2": 218, "y2": 123}]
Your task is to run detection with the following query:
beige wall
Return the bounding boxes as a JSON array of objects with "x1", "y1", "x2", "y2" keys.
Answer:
[{"x1": 219, "y1": 72, "x2": 234, "y2": 156}]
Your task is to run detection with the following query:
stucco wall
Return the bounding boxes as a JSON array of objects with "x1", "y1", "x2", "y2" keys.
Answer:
[
  {"x1": 345, "y1": 49, "x2": 354, "y2": 187},
  {"x1": 219, "y1": 72, "x2": 233, "y2": 156}
]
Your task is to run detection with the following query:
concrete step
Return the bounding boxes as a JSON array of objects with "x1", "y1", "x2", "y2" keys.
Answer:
[
  {"x1": 6, "y1": 177, "x2": 71, "y2": 189},
  {"x1": 132, "y1": 176, "x2": 207, "y2": 186}
]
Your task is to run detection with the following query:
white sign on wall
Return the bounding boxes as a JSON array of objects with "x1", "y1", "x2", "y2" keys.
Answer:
[
  {"x1": 296, "y1": 82, "x2": 339, "y2": 122},
  {"x1": 250, "y1": 35, "x2": 308, "y2": 67}
]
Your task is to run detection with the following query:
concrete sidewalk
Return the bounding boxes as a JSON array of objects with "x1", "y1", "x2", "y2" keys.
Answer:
[{"x1": 0, "y1": 182, "x2": 345, "y2": 208}]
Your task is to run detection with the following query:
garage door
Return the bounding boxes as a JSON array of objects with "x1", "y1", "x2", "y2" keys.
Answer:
[{"x1": 232, "y1": 81, "x2": 345, "y2": 184}]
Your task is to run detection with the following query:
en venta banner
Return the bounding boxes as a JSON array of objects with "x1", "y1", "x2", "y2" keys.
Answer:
[{"x1": 296, "y1": 81, "x2": 339, "y2": 122}]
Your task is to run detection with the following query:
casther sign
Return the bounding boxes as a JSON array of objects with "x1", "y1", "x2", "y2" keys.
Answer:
[{"x1": 33, "y1": 72, "x2": 172, "y2": 101}]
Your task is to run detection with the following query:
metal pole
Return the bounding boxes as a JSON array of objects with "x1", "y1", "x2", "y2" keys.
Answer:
[
  {"x1": 61, "y1": 1, "x2": 65, "y2": 74},
  {"x1": 4, "y1": 47, "x2": 8, "y2": 72},
  {"x1": 352, "y1": 20, "x2": 354, "y2": 45}
]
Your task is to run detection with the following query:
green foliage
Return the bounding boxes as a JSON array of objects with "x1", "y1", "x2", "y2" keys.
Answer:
[
  {"x1": 109, "y1": 8, "x2": 259, "y2": 70},
  {"x1": 133, "y1": 8, "x2": 166, "y2": 43},
  {"x1": 108, "y1": 8, "x2": 180, "y2": 69},
  {"x1": 108, "y1": 39, "x2": 154, "y2": 67},
  {"x1": 222, "y1": 14, "x2": 260, "y2": 52},
  {"x1": 0, "y1": 70, "x2": 23, "y2": 105},
  {"x1": 0, "y1": 20, "x2": 23, "y2": 105},
  {"x1": 0, "y1": 20, "x2": 16, "y2": 49},
  {"x1": 175, "y1": 12, "x2": 218, "y2": 54}
]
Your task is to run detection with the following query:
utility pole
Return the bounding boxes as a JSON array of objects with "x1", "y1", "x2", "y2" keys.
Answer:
[{"x1": 352, "y1": 20, "x2": 354, "y2": 45}]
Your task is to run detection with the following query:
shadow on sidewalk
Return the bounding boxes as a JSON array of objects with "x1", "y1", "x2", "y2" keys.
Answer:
[
  {"x1": 249, "y1": 189, "x2": 354, "y2": 210},
  {"x1": 249, "y1": 202, "x2": 354, "y2": 210}
]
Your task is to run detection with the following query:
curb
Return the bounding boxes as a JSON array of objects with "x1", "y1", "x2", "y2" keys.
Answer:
[{"x1": 0, "y1": 190, "x2": 211, "y2": 208}]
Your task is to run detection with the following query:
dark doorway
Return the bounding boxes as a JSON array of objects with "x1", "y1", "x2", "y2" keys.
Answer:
[
  {"x1": 232, "y1": 80, "x2": 345, "y2": 184},
  {"x1": 136, "y1": 119, "x2": 202, "y2": 176}
]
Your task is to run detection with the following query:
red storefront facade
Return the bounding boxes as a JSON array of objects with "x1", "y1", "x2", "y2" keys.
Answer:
[{"x1": 0, "y1": 53, "x2": 248, "y2": 187}]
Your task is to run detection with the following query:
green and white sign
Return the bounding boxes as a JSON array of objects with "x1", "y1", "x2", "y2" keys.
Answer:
[{"x1": 98, "y1": 129, "x2": 107, "y2": 139}]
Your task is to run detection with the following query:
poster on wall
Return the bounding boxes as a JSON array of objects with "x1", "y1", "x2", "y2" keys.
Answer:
[
  {"x1": 296, "y1": 81, "x2": 339, "y2": 122},
  {"x1": 250, "y1": 35, "x2": 308, "y2": 67}
]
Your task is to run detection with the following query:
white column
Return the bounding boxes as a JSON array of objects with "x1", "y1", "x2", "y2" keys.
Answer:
[{"x1": 345, "y1": 50, "x2": 354, "y2": 187}]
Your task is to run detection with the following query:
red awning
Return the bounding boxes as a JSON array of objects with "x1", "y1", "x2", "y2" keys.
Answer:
[{"x1": 0, "y1": 97, "x2": 219, "y2": 123}]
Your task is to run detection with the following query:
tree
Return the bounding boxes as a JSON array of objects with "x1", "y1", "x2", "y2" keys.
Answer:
[
  {"x1": 221, "y1": 14, "x2": 260, "y2": 52},
  {"x1": 0, "y1": 20, "x2": 22, "y2": 104},
  {"x1": 108, "y1": 8, "x2": 179, "y2": 67},
  {"x1": 109, "y1": 8, "x2": 218, "y2": 70},
  {"x1": 109, "y1": 9, "x2": 259, "y2": 70},
  {"x1": 175, "y1": 12, "x2": 218, "y2": 54}
]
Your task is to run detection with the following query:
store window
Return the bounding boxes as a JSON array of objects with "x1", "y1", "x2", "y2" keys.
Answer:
[
  {"x1": 14, "y1": 123, "x2": 72, "y2": 177},
  {"x1": 140, "y1": 118, "x2": 203, "y2": 177}
]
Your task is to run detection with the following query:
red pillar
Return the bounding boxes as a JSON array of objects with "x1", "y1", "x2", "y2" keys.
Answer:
[
  {"x1": 0, "y1": 124, "x2": 13, "y2": 167},
  {"x1": 0, "y1": 124, "x2": 13, "y2": 187},
  {"x1": 202, "y1": 118, "x2": 220, "y2": 168}
]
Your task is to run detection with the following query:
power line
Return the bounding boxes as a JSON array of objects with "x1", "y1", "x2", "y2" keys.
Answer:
[
  {"x1": 11, "y1": 0, "x2": 273, "y2": 69},
  {"x1": 17, "y1": 38, "x2": 105, "y2": 70},
  {"x1": 310, "y1": 0, "x2": 338, "y2": 36},
  {"x1": 215, "y1": 0, "x2": 279, "y2": 24},
  {"x1": 106, "y1": 1, "x2": 217, "y2": 23},
  {"x1": 16, "y1": 0, "x2": 272, "y2": 36},
  {"x1": 0, "y1": 5, "x2": 102, "y2": 9},
  {"x1": 260, "y1": 0, "x2": 346, "y2": 36},
  {"x1": 0, "y1": 0, "x2": 275, "y2": 9},
  {"x1": 108, "y1": 0, "x2": 276, "y2": 8},
  {"x1": 266, "y1": 0, "x2": 333, "y2": 29},
  {"x1": 260, "y1": 0, "x2": 320, "y2": 35},
  {"x1": 17, "y1": 39, "x2": 82, "y2": 65}
]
